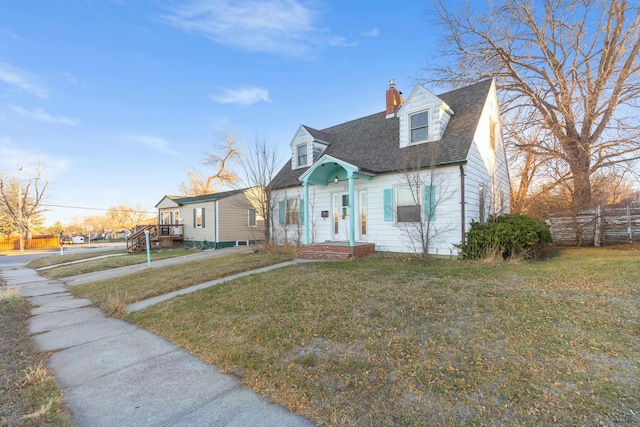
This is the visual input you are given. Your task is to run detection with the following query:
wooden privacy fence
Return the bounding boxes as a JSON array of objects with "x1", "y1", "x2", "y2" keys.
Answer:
[
  {"x1": 547, "y1": 203, "x2": 640, "y2": 246},
  {"x1": 0, "y1": 236, "x2": 61, "y2": 251}
]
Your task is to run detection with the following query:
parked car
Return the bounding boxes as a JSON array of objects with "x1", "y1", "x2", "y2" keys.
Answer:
[{"x1": 60, "y1": 236, "x2": 73, "y2": 245}]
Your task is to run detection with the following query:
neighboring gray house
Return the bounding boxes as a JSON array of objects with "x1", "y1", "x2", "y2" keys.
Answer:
[
  {"x1": 154, "y1": 188, "x2": 263, "y2": 249},
  {"x1": 270, "y1": 79, "x2": 510, "y2": 257}
]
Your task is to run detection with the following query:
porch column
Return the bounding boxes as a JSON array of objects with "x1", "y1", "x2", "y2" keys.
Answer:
[
  {"x1": 303, "y1": 181, "x2": 310, "y2": 244},
  {"x1": 348, "y1": 173, "x2": 355, "y2": 246}
]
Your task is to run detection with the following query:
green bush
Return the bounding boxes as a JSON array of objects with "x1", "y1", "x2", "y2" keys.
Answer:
[{"x1": 457, "y1": 214, "x2": 552, "y2": 260}]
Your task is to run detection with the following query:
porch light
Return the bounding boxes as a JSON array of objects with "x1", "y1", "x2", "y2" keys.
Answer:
[{"x1": 334, "y1": 175, "x2": 339, "y2": 184}]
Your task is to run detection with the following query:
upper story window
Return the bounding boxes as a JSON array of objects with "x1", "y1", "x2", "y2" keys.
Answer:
[
  {"x1": 297, "y1": 144, "x2": 307, "y2": 167},
  {"x1": 410, "y1": 110, "x2": 429, "y2": 143}
]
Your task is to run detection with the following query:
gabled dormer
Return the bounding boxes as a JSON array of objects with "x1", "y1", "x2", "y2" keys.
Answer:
[
  {"x1": 392, "y1": 83, "x2": 454, "y2": 149},
  {"x1": 290, "y1": 125, "x2": 331, "y2": 169}
]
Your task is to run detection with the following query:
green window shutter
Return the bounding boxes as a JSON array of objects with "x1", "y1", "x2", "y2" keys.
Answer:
[
  {"x1": 383, "y1": 188, "x2": 393, "y2": 221},
  {"x1": 300, "y1": 199, "x2": 305, "y2": 225},
  {"x1": 279, "y1": 201, "x2": 285, "y2": 224},
  {"x1": 423, "y1": 185, "x2": 436, "y2": 221},
  {"x1": 201, "y1": 207, "x2": 205, "y2": 228}
]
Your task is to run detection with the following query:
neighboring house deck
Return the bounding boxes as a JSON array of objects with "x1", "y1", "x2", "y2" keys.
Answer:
[{"x1": 270, "y1": 79, "x2": 510, "y2": 259}]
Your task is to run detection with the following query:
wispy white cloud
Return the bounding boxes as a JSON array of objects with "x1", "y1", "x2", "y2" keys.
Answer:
[
  {"x1": 212, "y1": 86, "x2": 271, "y2": 106},
  {"x1": 9, "y1": 104, "x2": 79, "y2": 125},
  {"x1": 0, "y1": 138, "x2": 70, "y2": 180},
  {"x1": 0, "y1": 27, "x2": 19, "y2": 40},
  {"x1": 362, "y1": 28, "x2": 379, "y2": 37},
  {"x1": 329, "y1": 36, "x2": 358, "y2": 47},
  {"x1": 163, "y1": 0, "x2": 355, "y2": 57},
  {"x1": 60, "y1": 72, "x2": 80, "y2": 85},
  {"x1": 0, "y1": 62, "x2": 48, "y2": 98},
  {"x1": 124, "y1": 134, "x2": 180, "y2": 156}
]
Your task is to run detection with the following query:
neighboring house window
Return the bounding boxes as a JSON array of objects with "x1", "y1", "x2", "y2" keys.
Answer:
[
  {"x1": 396, "y1": 186, "x2": 421, "y2": 223},
  {"x1": 161, "y1": 211, "x2": 172, "y2": 225},
  {"x1": 194, "y1": 207, "x2": 204, "y2": 228},
  {"x1": 489, "y1": 119, "x2": 496, "y2": 151},
  {"x1": 248, "y1": 208, "x2": 257, "y2": 227},
  {"x1": 410, "y1": 110, "x2": 429, "y2": 143},
  {"x1": 479, "y1": 185, "x2": 485, "y2": 223},
  {"x1": 174, "y1": 210, "x2": 181, "y2": 223},
  {"x1": 297, "y1": 144, "x2": 307, "y2": 167},
  {"x1": 286, "y1": 199, "x2": 300, "y2": 225}
]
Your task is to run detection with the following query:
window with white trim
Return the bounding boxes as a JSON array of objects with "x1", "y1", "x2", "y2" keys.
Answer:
[
  {"x1": 286, "y1": 199, "x2": 300, "y2": 225},
  {"x1": 161, "y1": 211, "x2": 172, "y2": 225},
  {"x1": 297, "y1": 144, "x2": 307, "y2": 167},
  {"x1": 195, "y1": 207, "x2": 203, "y2": 228},
  {"x1": 248, "y1": 208, "x2": 257, "y2": 227},
  {"x1": 396, "y1": 186, "x2": 420, "y2": 223},
  {"x1": 410, "y1": 110, "x2": 429, "y2": 143}
]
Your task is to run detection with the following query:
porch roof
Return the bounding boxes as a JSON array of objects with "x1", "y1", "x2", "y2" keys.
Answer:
[{"x1": 299, "y1": 155, "x2": 374, "y2": 185}]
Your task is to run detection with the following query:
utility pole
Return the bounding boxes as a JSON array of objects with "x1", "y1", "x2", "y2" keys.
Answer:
[{"x1": 17, "y1": 164, "x2": 23, "y2": 252}]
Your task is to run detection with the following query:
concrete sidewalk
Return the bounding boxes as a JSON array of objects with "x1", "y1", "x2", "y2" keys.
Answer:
[{"x1": 0, "y1": 259, "x2": 313, "y2": 426}]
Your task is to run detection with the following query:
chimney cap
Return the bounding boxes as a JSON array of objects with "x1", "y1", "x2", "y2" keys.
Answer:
[{"x1": 389, "y1": 79, "x2": 396, "y2": 88}]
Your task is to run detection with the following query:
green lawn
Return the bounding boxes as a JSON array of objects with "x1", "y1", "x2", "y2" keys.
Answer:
[
  {"x1": 126, "y1": 247, "x2": 640, "y2": 426},
  {"x1": 70, "y1": 252, "x2": 292, "y2": 316}
]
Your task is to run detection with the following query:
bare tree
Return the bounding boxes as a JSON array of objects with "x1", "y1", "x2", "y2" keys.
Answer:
[
  {"x1": 181, "y1": 135, "x2": 242, "y2": 196},
  {"x1": 0, "y1": 166, "x2": 49, "y2": 242},
  {"x1": 426, "y1": 0, "x2": 640, "y2": 211},
  {"x1": 105, "y1": 204, "x2": 153, "y2": 232},
  {"x1": 236, "y1": 135, "x2": 282, "y2": 245},
  {"x1": 397, "y1": 145, "x2": 454, "y2": 256}
]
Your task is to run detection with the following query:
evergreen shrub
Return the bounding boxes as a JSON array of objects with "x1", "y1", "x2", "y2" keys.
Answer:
[{"x1": 457, "y1": 214, "x2": 552, "y2": 260}]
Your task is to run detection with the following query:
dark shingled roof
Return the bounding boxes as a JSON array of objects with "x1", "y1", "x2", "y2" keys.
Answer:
[
  {"x1": 156, "y1": 188, "x2": 248, "y2": 208},
  {"x1": 271, "y1": 79, "x2": 493, "y2": 190}
]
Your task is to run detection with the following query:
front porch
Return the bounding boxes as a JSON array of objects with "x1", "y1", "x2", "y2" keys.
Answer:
[{"x1": 299, "y1": 242, "x2": 376, "y2": 260}]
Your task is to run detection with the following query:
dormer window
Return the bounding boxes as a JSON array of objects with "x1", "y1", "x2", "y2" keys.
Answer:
[
  {"x1": 297, "y1": 144, "x2": 308, "y2": 167},
  {"x1": 410, "y1": 110, "x2": 429, "y2": 143}
]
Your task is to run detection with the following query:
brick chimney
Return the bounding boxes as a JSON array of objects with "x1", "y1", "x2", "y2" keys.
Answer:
[{"x1": 385, "y1": 79, "x2": 404, "y2": 117}]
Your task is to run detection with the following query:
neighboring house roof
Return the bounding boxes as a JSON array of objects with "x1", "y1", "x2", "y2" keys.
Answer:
[
  {"x1": 272, "y1": 79, "x2": 493, "y2": 190},
  {"x1": 155, "y1": 188, "x2": 248, "y2": 208}
]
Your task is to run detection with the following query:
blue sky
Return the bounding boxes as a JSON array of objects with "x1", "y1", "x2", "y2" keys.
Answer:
[{"x1": 0, "y1": 0, "x2": 447, "y2": 226}]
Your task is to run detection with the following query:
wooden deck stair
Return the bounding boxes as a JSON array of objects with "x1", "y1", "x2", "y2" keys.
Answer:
[
  {"x1": 126, "y1": 224, "x2": 185, "y2": 253},
  {"x1": 126, "y1": 225, "x2": 160, "y2": 253}
]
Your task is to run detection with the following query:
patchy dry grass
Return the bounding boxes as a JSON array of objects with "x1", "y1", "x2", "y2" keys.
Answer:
[
  {"x1": 70, "y1": 252, "x2": 292, "y2": 316},
  {"x1": 127, "y1": 247, "x2": 640, "y2": 426},
  {"x1": 0, "y1": 285, "x2": 75, "y2": 426},
  {"x1": 36, "y1": 250, "x2": 196, "y2": 279},
  {"x1": 26, "y1": 249, "x2": 126, "y2": 269}
]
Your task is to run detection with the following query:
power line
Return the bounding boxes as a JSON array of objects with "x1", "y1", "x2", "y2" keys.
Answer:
[{"x1": 41, "y1": 203, "x2": 156, "y2": 214}]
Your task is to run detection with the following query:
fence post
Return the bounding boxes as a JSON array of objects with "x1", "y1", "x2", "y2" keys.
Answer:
[
  {"x1": 627, "y1": 203, "x2": 632, "y2": 244},
  {"x1": 594, "y1": 204, "x2": 602, "y2": 247}
]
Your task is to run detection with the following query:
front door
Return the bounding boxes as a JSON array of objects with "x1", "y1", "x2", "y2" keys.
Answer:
[{"x1": 332, "y1": 193, "x2": 350, "y2": 241}]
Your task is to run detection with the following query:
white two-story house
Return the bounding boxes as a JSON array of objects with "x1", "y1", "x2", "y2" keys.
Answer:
[{"x1": 270, "y1": 79, "x2": 510, "y2": 257}]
